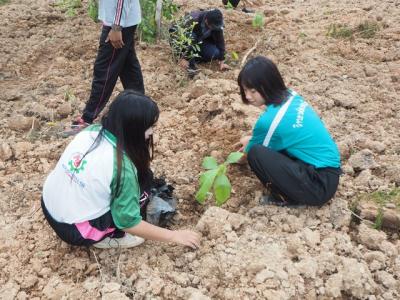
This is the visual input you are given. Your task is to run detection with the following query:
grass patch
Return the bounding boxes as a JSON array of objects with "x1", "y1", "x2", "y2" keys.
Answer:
[
  {"x1": 327, "y1": 20, "x2": 379, "y2": 39},
  {"x1": 0, "y1": 0, "x2": 9, "y2": 5},
  {"x1": 356, "y1": 21, "x2": 379, "y2": 38},
  {"x1": 358, "y1": 188, "x2": 400, "y2": 209},
  {"x1": 327, "y1": 24, "x2": 353, "y2": 38},
  {"x1": 55, "y1": 0, "x2": 82, "y2": 17}
]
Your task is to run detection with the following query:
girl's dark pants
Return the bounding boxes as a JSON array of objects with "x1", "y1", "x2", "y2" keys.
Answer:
[
  {"x1": 41, "y1": 198, "x2": 124, "y2": 247},
  {"x1": 82, "y1": 25, "x2": 145, "y2": 124},
  {"x1": 247, "y1": 145, "x2": 340, "y2": 206}
]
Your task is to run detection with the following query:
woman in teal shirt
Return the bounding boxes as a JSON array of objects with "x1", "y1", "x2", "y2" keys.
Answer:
[{"x1": 237, "y1": 56, "x2": 341, "y2": 207}]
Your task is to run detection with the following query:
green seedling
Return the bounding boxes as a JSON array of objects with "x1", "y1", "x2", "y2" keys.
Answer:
[
  {"x1": 231, "y1": 51, "x2": 239, "y2": 61},
  {"x1": 373, "y1": 207, "x2": 384, "y2": 230},
  {"x1": 64, "y1": 89, "x2": 76, "y2": 103},
  {"x1": 195, "y1": 152, "x2": 243, "y2": 206},
  {"x1": 252, "y1": 12, "x2": 265, "y2": 30},
  {"x1": 225, "y1": 1, "x2": 234, "y2": 10},
  {"x1": 87, "y1": 0, "x2": 98, "y2": 22}
]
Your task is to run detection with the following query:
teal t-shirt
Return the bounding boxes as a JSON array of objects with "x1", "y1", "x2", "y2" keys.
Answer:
[{"x1": 245, "y1": 91, "x2": 340, "y2": 168}]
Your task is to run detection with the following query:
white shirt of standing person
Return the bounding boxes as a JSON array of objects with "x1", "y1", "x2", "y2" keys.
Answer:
[{"x1": 98, "y1": 0, "x2": 141, "y2": 27}]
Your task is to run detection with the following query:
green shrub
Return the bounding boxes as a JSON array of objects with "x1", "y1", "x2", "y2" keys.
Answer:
[
  {"x1": 139, "y1": 0, "x2": 178, "y2": 42},
  {"x1": 169, "y1": 16, "x2": 201, "y2": 62},
  {"x1": 87, "y1": 0, "x2": 98, "y2": 22}
]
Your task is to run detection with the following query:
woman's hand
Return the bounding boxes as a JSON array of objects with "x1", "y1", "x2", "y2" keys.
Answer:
[
  {"x1": 238, "y1": 135, "x2": 252, "y2": 152},
  {"x1": 171, "y1": 230, "x2": 201, "y2": 249}
]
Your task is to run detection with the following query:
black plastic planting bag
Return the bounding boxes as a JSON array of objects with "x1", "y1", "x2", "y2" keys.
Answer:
[{"x1": 145, "y1": 178, "x2": 177, "y2": 227}]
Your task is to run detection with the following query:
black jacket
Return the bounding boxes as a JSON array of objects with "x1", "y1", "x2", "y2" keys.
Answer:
[{"x1": 188, "y1": 10, "x2": 225, "y2": 60}]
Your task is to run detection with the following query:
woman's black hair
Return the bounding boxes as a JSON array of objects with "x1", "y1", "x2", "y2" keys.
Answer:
[
  {"x1": 82, "y1": 90, "x2": 159, "y2": 198},
  {"x1": 237, "y1": 56, "x2": 289, "y2": 105}
]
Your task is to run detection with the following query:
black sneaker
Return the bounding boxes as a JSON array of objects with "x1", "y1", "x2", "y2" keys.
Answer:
[
  {"x1": 260, "y1": 193, "x2": 304, "y2": 208},
  {"x1": 242, "y1": 8, "x2": 255, "y2": 13},
  {"x1": 187, "y1": 66, "x2": 200, "y2": 79}
]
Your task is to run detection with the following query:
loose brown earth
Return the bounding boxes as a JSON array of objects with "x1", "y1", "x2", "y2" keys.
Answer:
[{"x1": 0, "y1": 0, "x2": 399, "y2": 299}]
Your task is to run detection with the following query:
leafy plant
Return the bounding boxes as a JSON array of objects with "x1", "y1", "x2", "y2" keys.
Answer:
[
  {"x1": 139, "y1": 0, "x2": 178, "y2": 42},
  {"x1": 87, "y1": 0, "x2": 98, "y2": 22},
  {"x1": 55, "y1": 0, "x2": 82, "y2": 17},
  {"x1": 195, "y1": 152, "x2": 243, "y2": 206},
  {"x1": 252, "y1": 12, "x2": 265, "y2": 30},
  {"x1": 169, "y1": 16, "x2": 201, "y2": 62}
]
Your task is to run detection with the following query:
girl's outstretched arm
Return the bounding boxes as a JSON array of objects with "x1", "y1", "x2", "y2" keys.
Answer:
[{"x1": 124, "y1": 220, "x2": 201, "y2": 249}]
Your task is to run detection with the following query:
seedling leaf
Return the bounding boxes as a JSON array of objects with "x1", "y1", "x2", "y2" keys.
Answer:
[
  {"x1": 225, "y1": 152, "x2": 244, "y2": 164},
  {"x1": 202, "y1": 156, "x2": 218, "y2": 170},
  {"x1": 214, "y1": 174, "x2": 231, "y2": 206},
  {"x1": 196, "y1": 169, "x2": 218, "y2": 203}
]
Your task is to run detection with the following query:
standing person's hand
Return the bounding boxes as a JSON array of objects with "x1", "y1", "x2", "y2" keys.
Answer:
[
  {"x1": 106, "y1": 30, "x2": 125, "y2": 49},
  {"x1": 171, "y1": 230, "x2": 201, "y2": 249},
  {"x1": 219, "y1": 61, "x2": 231, "y2": 71}
]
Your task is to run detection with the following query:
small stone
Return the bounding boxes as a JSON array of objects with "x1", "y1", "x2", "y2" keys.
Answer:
[
  {"x1": 57, "y1": 102, "x2": 72, "y2": 118},
  {"x1": 348, "y1": 149, "x2": 378, "y2": 171},
  {"x1": 357, "y1": 223, "x2": 387, "y2": 250},
  {"x1": 364, "y1": 65, "x2": 377, "y2": 77},
  {"x1": 0, "y1": 143, "x2": 13, "y2": 161},
  {"x1": 8, "y1": 116, "x2": 40, "y2": 131}
]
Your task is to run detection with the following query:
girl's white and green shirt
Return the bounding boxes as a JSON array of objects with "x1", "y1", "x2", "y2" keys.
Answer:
[{"x1": 43, "y1": 125, "x2": 142, "y2": 229}]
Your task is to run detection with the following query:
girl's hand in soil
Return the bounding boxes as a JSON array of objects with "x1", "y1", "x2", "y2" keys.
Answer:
[
  {"x1": 125, "y1": 221, "x2": 200, "y2": 249},
  {"x1": 237, "y1": 135, "x2": 252, "y2": 152},
  {"x1": 171, "y1": 230, "x2": 201, "y2": 249},
  {"x1": 106, "y1": 30, "x2": 125, "y2": 49},
  {"x1": 219, "y1": 61, "x2": 231, "y2": 71}
]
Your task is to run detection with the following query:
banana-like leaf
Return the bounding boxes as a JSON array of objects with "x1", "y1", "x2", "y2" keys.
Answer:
[
  {"x1": 202, "y1": 156, "x2": 218, "y2": 170},
  {"x1": 214, "y1": 174, "x2": 231, "y2": 206},
  {"x1": 225, "y1": 152, "x2": 244, "y2": 164},
  {"x1": 196, "y1": 169, "x2": 218, "y2": 203}
]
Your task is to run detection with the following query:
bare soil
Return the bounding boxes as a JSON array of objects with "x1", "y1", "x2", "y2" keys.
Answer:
[{"x1": 0, "y1": 0, "x2": 399, "y2": 299}]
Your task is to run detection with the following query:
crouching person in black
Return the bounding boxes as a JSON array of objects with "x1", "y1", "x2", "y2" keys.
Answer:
[{"x1": 169, "y1": 8, "x2": 230, "y2": 76}]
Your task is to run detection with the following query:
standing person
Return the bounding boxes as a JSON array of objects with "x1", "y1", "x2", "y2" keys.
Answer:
[
  {"x1": 236, "y1": 56, "x2": 341, "y2": 207},
  {"x1": 170, "y1": 8, "x2": 230, "y2": 76},
  {"x1": 43, "y1": 91, "x2": 200, "y2": 249},
  {"x1": 64, "y1": 0, "x2": 145, "y2": 136}
]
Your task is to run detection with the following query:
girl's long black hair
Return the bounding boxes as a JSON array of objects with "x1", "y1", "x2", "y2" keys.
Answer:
[
  {"x1": 238, "y1": 56, "x2": 289, "y2": 105},
  {"x1": 84, "y1": 90, "x2": 159, "y2": 197}
]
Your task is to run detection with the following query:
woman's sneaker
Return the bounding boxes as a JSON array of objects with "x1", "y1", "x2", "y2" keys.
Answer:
[{"x1": 93, "y1": 233, "x2": 145, "y2": 249}]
